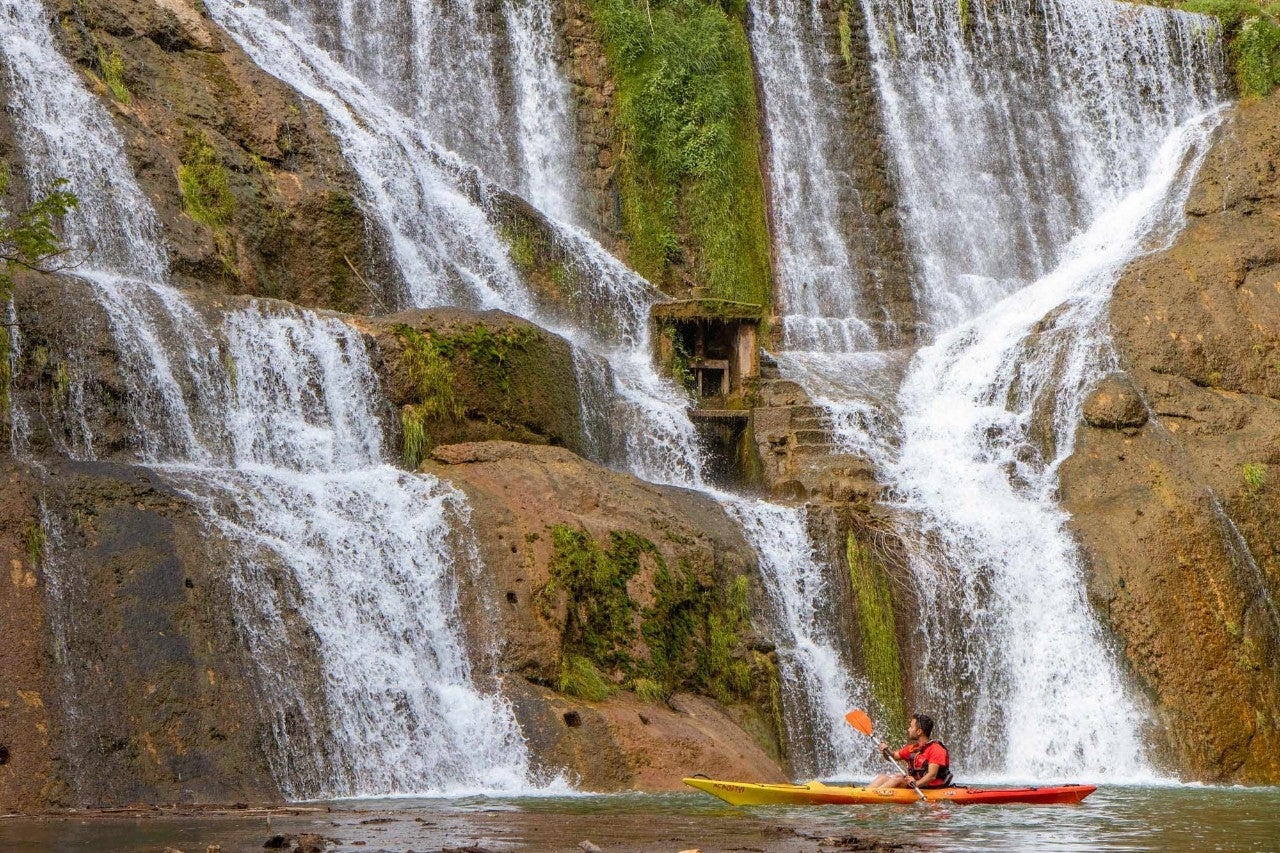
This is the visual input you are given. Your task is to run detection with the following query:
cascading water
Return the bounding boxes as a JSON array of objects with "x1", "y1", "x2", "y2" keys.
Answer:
[
  {"x1": 756, "y1": 0, "x2": 1225, "y2": 778},
  {"x1": 861, "y1": 0, "x2": 1225, "y2": 330},
  {"x1": 202, "y1": 0, "x2": 703, "y2": 483},
  {"x1": 0, "y1": 0, "x2": 536, "y2": 798},
  {"x1": 747, "y1": 0, "x2": 882, "y2": 352},
  {"x1": 205, "y1": 0, "x2": 874, "y2": 779}
]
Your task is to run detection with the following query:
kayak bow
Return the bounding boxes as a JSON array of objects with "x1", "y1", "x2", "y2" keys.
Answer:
[{"x1": 683, "y1": 777, "x2": 1097, "y2": 806}]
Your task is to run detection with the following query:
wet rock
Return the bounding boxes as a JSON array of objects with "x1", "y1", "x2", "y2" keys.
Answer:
[
  {"x1": 294, "y1": 834, "x2": 327, "y2": 853},
  {"x1": 423, "y1": 442, "x2": 788, "y2": 788},
  {"x1": 262, "y1": 836, "x2": 291, "y2": 849},
  {"x1": 578, "y1": 842, "x2": 603, "y2": 853},
  {"x1": 53, "y1": 0, "x2": 400, "y2": 312},
  {"x1": 1061, "y1": 91, "x2": 1280, "y2": 783},
  {"x1": 357, "y1": 309, "x2": 586, "y2": 458},
  {"x1": 1082, "y1": 372, "x2": 1147, "y2": 430}
]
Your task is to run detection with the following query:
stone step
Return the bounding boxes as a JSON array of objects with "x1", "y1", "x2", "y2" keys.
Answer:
[
  {"x1": 791, "y1": 416, "x2": 833, "y2": 430},
  {"x1": 792, "y1": 429, "x2": 833, "y2": 445},
  {"x1": 787, "y1": 405, "x2": 829, "y2": 421},
  {"x1": 793, "y1": 442, "x2": 837, "y2": 454}
]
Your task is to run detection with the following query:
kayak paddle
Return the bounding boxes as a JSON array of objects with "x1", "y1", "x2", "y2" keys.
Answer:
[{"x1": 844, "y1": 709, "x2": 928, "y2": 802}]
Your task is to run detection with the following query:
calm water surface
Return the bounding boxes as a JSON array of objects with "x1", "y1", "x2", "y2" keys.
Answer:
[{"x1": 2, "y1": 786, "x2": 1277, "y2": 852}]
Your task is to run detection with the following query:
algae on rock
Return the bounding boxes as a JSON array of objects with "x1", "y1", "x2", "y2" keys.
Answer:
[{"x1": 587, "y1": 0, "x2": 773, "y2": 303}]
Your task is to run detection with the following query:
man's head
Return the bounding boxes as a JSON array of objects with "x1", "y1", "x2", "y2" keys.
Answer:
[{"x1": 910, "y1": 713, "x2": 935, "y2": 739}]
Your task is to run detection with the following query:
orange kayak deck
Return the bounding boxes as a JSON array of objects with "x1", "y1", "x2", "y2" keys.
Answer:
[{"x1": 683, "y1": 777, "x2": 1097, "y2": 806}]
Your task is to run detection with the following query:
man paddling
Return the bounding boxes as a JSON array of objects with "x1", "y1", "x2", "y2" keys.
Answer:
[{"x1": 868, "y1": 713, "x2": 953, "y2": 790}]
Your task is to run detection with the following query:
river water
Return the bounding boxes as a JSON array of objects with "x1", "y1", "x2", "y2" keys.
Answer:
[{"x1": 3, "y1": 786, "x2": 1277, "y2": 852}]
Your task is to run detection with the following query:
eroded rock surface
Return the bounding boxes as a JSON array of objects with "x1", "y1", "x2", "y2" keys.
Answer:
[
  {"x1": 1061, "y1": 92, "x2": 1280, "y2": 783},
  {"x1": 46, "y1": 0, "x2": 398, "y2": 311},
  {"x1": 424, "y1": 441, "x2": 789, "y2": 789}
]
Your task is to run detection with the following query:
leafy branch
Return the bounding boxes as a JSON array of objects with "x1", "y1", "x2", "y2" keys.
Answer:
[{"x1": 1, "y1": 164, "x2": 81, "y2": 301}]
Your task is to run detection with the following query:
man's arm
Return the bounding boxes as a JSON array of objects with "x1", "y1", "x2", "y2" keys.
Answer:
[{"x1": 916, "y1": 763, "x2": 940, "y2": 786}]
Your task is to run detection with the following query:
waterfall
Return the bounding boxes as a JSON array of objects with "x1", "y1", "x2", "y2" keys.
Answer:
[
  {"x1": 1, "y1": 0, "x2": 535, "y2": 798},
  {"x1": 747, "y1": 0, "x2": 883, "y2": 351},
  {"x1": 862, "y1": 0, "x2": 1224, "y2": 330},
  {"x1": 757, "y1": 0, "x2": 1225, "y2": 778},
  {"x1": 202, "y1": 0, "x2": 704, "y2": 488},
  {"x1": 205, "y1": 0, "x2": 878, "y2": 778}
]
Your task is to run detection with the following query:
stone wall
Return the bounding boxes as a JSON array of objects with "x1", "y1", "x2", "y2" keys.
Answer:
[{"x1": 815, "y1": 0, "x2": 917, "y2": 340}]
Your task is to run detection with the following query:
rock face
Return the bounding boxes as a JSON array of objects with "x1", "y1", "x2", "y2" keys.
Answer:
[
  {"x1": 1060, "y1": 92, "x2": 1280, "y2": 783},
  {"x1": 45, "y1": 0, "x2": 397, "y2": 312},
  {"x1": 0, "y1": 460, "x2": 280, "y2": 810},
  {"x1": 1082, "y1": 372, "x2": 1148, "y2": 430},
  {"x1": 424, "y1": 441, "x2": 789, "y2": 789}
]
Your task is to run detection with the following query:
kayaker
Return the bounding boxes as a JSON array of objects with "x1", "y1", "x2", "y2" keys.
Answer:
[{"x1": 868, "y1": 713, "x2": 953, "y2": 789}]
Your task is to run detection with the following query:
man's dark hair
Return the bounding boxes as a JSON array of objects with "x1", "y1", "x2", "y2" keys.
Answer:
[{"x1": 912, "y1": 713, "x2": 935, "y2": 738}]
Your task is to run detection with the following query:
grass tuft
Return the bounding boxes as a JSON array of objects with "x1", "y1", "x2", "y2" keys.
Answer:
[
  {"x1": 97, "y1": 46, "x2": 130, "y2": 104},
  {"x1": 178, "y1": 132, "x2": 235, "y2": 228},
  {"x1": 1243, "y1": 462, "x2": 1266, "y2": 492},
  {"x1": 560, "y1": 654, "x2": 613, "y2": 701}
]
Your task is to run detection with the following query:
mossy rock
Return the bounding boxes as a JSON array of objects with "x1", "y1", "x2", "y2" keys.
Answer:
[
  {"x1": 585, "y1": 0, "x2": 773, "y2": 303},
  {"x1": 363, "y1": 308, "x2": 587, "y2": 463}
]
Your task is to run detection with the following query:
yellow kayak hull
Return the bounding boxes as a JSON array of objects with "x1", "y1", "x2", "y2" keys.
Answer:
[{"x1": 683, "y1": 777, "x2": 1097, "y2": 806}]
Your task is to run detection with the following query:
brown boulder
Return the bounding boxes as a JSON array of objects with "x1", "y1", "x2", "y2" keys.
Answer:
[
  {"x1": 1082, "y1": 372, "x2": 1148, "y2": 430},
  {"x1": 357, "y1": 309, "x2": 586, "y2": 458},
  {"x1": 424, "y1": 441, "x2": 789, "y2": 788}
]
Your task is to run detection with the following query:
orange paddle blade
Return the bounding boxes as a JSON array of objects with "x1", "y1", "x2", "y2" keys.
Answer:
[{"x1": 845, "y1": 708, "x2": 874, "y2": 736}]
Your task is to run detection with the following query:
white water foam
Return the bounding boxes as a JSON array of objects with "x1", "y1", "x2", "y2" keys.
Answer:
[
  {"x1": 756, "y1": 0, "x2": 1225, "y2": 779},
  {"x1": 0, "y1": 0, "x2": 537, "y2": 799},
  {"x1": 206, "y1": 0, "x2": 876, "y2": 779},
  {"x1": 747, "y1": 0, "x2": 886, "y2": 349}
]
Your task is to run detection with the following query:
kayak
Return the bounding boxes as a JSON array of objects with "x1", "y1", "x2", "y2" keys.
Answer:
[{"x1": 683, "y1": 777, "x2": 1097, "y2": 806}]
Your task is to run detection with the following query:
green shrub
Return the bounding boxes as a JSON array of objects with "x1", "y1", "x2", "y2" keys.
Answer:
[
  {"x1": 0, "y1": 164, "x2": 79, "y2": 299},
  {"x1": 1175, "y1": 0, "x2": 1280, "y2": 97}
]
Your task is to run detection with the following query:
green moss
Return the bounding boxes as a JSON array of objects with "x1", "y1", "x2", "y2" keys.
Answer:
[
  {"x1": 24, "y1": 521, "x2": 45, "y2": 569},
  {"x1": 838, "y1": 7, "x2": 854, "y2": 66},
  {"x1": 1166, "y1": 0, "x2": 1280, "y2": 97},
  {"x1": 0, "y1": 325, "x2": 11, "y2": 416},
  {"x1": 178, "y1": 131, "x2": 236, "y2": 228},
  {"x1": 97, "y1": 46, "x2": 130, "y2": 103},
  {"x1": 958, "y1": 0, "x2": 972, "y2": 33},
  {"x1": 560, "y1": 654, "x2": 614, "y2": 701},
  {"x1": 1243, "y1": 462, "x2": 1267, "y2": 492},
  {"x1": 433, "y1": 323, "x2": 537, "y2": 397},
  {"x1": 543, "y1": 525, "x2": 647, "y2": 672},
  {"x1": 847, "y1": 533, "x2": 906, "y2": 737},
  {"x1": 542, "y1": 524, "x2": 759, "y2": 704},
  {"x1": 52, "y1": 362, "x2": 71, "y2": 412},
  {"x1": 501, "y1": 225, "x2": 539, "y2": 274},
  {"x1": 589, "y1": 0, "x2": 772, "y2": 303}
]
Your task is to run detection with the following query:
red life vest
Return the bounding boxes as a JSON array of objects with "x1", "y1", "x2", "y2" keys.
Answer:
[{"x1": 903, "y1": 739, "x2": 953, "y2": 787}]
